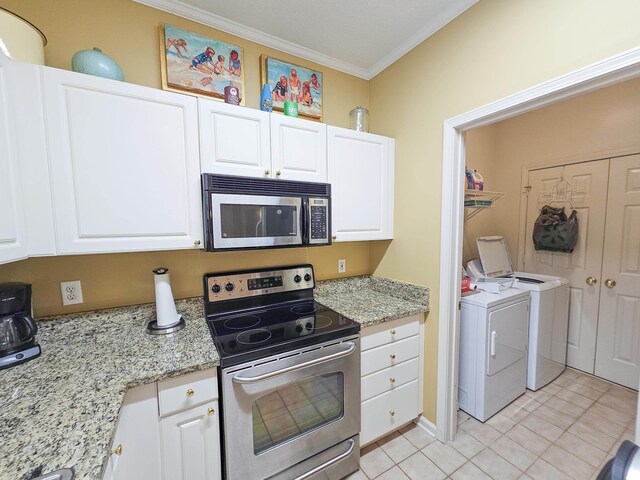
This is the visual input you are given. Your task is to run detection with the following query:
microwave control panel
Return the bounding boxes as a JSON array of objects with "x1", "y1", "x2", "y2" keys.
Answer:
[{"x1": 308, "y1": 198, "x2": 329, "y2": 244}]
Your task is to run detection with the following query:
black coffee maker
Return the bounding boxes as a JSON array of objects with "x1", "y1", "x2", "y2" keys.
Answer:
[{"x1": 0, "y1": 283, "x2": 41, "y2": 369}]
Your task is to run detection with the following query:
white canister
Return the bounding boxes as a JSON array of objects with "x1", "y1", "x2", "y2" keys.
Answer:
[
  {"x1": 0, "y1": 7, "x2": 46, "y2": 65},
  {"x1": 153, "y1": 267, "x2": 181, "y2": 328}
]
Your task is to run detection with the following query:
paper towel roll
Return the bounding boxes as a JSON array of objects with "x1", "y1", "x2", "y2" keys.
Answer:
[{"x1": 153, "y1": 267, "x2": 180, "y2": 328}]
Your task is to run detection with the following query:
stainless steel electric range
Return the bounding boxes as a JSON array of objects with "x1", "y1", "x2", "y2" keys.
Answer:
[{"x1": 204, "y1": 264, "x2": 361, "y2": 480}]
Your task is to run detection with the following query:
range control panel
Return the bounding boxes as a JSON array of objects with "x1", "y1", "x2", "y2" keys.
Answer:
[{"x1": 206, "y1": 266, "x2": 314, "y2": 302}]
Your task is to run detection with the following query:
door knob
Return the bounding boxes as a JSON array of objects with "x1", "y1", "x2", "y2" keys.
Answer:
[
  {"x1": 586, "y1": 276, "x2": 597, "y2": 286},
  {"x1": 604, "y1": 279, "x2": 617, "y2": 288},
  {"x1": 186, "y1": 388, "x2": 195, "y2": 397}
]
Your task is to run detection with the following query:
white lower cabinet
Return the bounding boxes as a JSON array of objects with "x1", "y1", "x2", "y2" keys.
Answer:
[
  {"x1": 104, "y1": 369, "x2": 220, "y2": 480},
  {"x1": 360, "y1": 315, "x2": 423, "y2": 446},
  {"x1": 160, "y1": 401, "x2": 221, "y2": 480}
]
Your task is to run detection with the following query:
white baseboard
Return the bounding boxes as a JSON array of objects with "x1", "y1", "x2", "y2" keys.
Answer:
[{"x1": 415, "y1": 415, "x2": 437, "y2": 438}]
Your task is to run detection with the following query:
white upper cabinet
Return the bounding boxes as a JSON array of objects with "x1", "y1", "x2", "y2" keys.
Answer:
[
  {"x1": 42, "y1": 67, "x2": 203, "y2": 254},
  {"x1": 327, "y1": 126, "x2": 394, "y2": 241},
  {"x1": 270, "y1": 114, "x2": 327, "y2": 182},
  {"x1": 198, "y1": 99, "x2": 271, "y2": 178},
  {"x1": 0, "y1": 56, "x2": 28, "y2": 264}
]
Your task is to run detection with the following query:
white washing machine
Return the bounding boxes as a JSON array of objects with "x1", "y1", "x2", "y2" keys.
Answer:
[
  {"x1": 458, "y1": 288, "x2": 530, "y2": 421},
  {"x1": 467, "y1": 236, "x2": 571, "y2": 391}
]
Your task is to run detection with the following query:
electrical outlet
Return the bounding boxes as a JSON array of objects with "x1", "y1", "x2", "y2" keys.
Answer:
[
  {"x1": 60, "y1": 280, "x2": 83, "y2": 306},
  {"x1": 338, "y1": 258, "x2": 346, "y2": 273}
]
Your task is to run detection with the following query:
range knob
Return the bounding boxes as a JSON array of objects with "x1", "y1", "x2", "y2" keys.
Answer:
[
  {"x1": 211, "y1": 284, "x2": 221, "y2": 294},
  {"x1": 294, "y1": 275, "x2": 302, "y2": 283},
  {"x1": 305, "y1": 322, "x2": 313, "y2": 330},
  {"x1": 304, "y1": 273, "x2": 312, "y2": 282},
  {"x1": 225, "y1": 282, "x2": 234, "y2": 292},
  {"x1": 295, "y1": 324, "x2": 303, "y2": 333}
]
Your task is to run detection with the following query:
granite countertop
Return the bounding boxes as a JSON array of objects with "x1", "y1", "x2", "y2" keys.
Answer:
[
  {"x1": 1, "y1": 275, "x2": 428, "y2": 480},
  {"x1": 0, "y1": 298, "x2": 217, "y2": 480},
  {"x1": 315, "y1": 275, "x2": 430, "y2": 328}
]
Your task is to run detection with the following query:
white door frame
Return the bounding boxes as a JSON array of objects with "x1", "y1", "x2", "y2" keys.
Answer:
[{"x1": 437, "y1": 46, "x2": 640, "y2": 443}]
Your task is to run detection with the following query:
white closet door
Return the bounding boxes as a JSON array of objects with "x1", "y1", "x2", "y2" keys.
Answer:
[
  {"x1": 594, "y1": 154, "x2": 640, "y2": 389},
  {"x1": 524, "y1": 160, "x2": 609, "y2": 373}
]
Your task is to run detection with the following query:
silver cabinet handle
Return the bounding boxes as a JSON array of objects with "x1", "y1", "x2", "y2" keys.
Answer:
[
  {"x1": 233, "y1": 342, "x2": 356, "y2": 384},
  {"x1": 292, "y1": 438, "x2": 355, "y2": 480}
]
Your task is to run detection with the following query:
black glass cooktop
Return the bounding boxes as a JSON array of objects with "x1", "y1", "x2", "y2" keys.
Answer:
[{"x1": 207, "y1": 301, "x2": 360, "y2": 367}]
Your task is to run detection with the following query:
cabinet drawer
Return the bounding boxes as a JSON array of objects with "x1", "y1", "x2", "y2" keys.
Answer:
[
  {"x1": 158, "y1": 369, "x2": 218, "y2": 417},
  {"x1": 361, "y1": 380, "x2": 420, "y2": 446},
  {"x1": 361, "y1": 317, "x2": 419, "y2": 351},
  {"x1": 361, "y1": 335, "x2": 419, "y2": 376},
  {"x1": 361, "y1": 357, "x2": 419, "y2": 402}
]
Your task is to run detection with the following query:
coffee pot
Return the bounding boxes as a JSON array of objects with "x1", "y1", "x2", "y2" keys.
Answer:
[{"x1": 0, "y1": 283, "x2": 41, "y2": 369}]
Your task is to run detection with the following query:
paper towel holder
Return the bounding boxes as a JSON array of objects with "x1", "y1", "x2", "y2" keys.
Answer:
[{"x1": 146, "y1": 267, "x2": 186, "y2": 335}]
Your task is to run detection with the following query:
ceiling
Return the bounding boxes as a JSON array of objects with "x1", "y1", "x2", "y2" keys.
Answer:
[{"x1": 134, "y1": 0, "x2": 478, "y2": 79}]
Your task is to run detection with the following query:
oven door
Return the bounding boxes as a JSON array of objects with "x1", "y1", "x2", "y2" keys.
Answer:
[
  {"x1": 211, "y1": 193, "x2": 303, "y2": 249},
  {"x1": 221, "y1": 337, "x2": 361, "y2": 480}
]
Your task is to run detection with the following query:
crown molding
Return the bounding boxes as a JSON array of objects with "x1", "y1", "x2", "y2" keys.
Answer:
[
  {"x1": 368, "y1": 0, "x2": 478, "y2": 79},
  {"x1": 132, "y1": 0, "x2": 371, "y2": 79}
]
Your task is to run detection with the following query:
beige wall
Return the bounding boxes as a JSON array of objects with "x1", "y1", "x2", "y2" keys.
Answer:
[
  {"x1": 464, "y1": 75, "x2": 640, "y2": 266},
  {"x1": 0, "y1": 0, "x2": 372, "y2": 317},
  {"x1": 369, "y1": 0, "x2": 640, "y2": 422}
]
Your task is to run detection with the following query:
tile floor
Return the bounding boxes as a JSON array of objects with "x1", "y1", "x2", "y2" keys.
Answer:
[{"x1": 349, "y1": 369, "x2": 637, "y2": 480}]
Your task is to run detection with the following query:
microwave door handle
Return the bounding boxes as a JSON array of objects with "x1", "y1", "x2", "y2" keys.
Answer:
[
  {"x1": 301, "y1": 197, "x2": 309, "y2": 244},
  {"x1": 232, "y1": 341, "x2": 357, "y2": 384}
]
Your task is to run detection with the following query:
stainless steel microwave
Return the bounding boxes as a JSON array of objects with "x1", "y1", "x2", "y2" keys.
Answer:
[{"x1": 202, "y1": 174, "x2": 332, "y2": 251}]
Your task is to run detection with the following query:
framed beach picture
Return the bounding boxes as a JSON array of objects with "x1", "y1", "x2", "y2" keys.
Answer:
[
  {"x1": 260, "y1": 55, "x2": 323, "y2": 121},
  {"x1": 160, "y1": 24, "x2": 245, "y2": 104}
]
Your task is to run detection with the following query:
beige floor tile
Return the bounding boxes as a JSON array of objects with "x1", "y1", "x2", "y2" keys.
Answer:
[
  {"x1": 564, "y1": 382, "x2": 605, "y2": 401},
  {"x1": 422, "y1": 442, "x2": 467, "y2": 475},
  {"x1": 360, "y1": 444, "x2": 395, "y2": 479},
  {"x1": 487, "y1": 413, "x2": 516, "y2": 433},
  {"x1": 501, "y1": 402, "x2": 531, "y2": 422},
  {"x1": 542, "y1": 444, "x2": 596, "y2": 479},
  {"x1": 450, "y1": 430, "x2": 484, "y2": 459},
  {"x1": 574, "y1": 374, "x2": 611, "y2": 392},
  {"x1": 609, "y1": 429, "x2": 636, "y2": 455},
  {"x1": 552, "y1": 375, "x2": 573, "y2": 387},
  {"x1": 555, "y1": 388, "x2": 595, "y2": 409},
  {"x1": 568, "y1": 420, "x2": 618, "y2": 452},
  {"x1": 490, "y1": 435, "x2": 538, "y2": 471},
  {"x1": 518, "y1": 475, "x2": 534, "y2": 480},
  {"x1": 545, "y1": 396, "x2": 585, "y2": 419},
  {"x1": 560, "y1": 369, "x2": 581, "y2": 380},
  {"x1": 460, "y1": 420, "x2": 501, "y2": 446},
  {"x1": 505, "y1": 424, "x2": 551, "y2": 456},
  {"x1": 581, "y1": 410, "x2": 627, "y2": 438},
  {"x1": 344, "y1": 469, "x2": 368, "y2": 480},
  {"x1": 540, "y1": 383, "x2": 563, "y2": 395},
  {"x1": 520, "y1": 413, "x2": 564, "y2": 442},
  {"x1": 450, "y1": 462, "x2": 491, "y2": 480},
  {"x1": 457, "y1": 410, "x2": 471, "y2": 425},
  {"x1": 400, "y1": 423, "x2": 436, "y2": 450},
  {"x1": 590, "y1": 401, "x2": 635, "y2": 427},
  {"x1": 524, "y1": 390, "x2": 553, "y2": 404},
  {"x1": 554, "y1": 431, "x2": 608, "y2": 468},
  {"x1": 377, "y1": 431, "x2": 418, "y2": 464},
  {"x1": 471, "y1": 448, "x2": 522, "y2": 480},
  {"x1": 532, "y1": 404, "x2": 575, "y2": 430},
  {"x1": 375, "y1": 465, "x2": 410, "y2": 480},
  {"x1": 398, "y1": 452, "x2": 446, "y2": 480},
  {"x1": 526, "y1": 458, "x2": 572, "y2": 480}
]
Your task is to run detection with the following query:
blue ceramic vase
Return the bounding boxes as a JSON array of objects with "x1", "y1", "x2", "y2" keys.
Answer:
[{"x1": 71, "y1": 48, "x2": 124, "y2": 81}]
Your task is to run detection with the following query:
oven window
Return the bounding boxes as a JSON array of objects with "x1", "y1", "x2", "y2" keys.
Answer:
[
  {"x1": 252, "y1": 373, "x2": 344, "y2": 454},
  {"x1": 220, "y1": 204, "x2": 298, "y2": 238}
]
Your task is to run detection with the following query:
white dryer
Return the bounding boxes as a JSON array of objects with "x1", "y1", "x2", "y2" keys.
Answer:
[
  {"x1": 467, "y1": 236, "x2": 570, "y2": 390},
  {"x1": 458, "y1": 288, "x2": 530, "y2": 422}
]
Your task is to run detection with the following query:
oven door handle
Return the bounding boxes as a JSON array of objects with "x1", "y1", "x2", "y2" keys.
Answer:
[
  {"x1": 291, "y1": 437, "x2": 355, "y2": 480},
  {"x1": 232, "y1": 341, "x2": 357, "y2": 384}
]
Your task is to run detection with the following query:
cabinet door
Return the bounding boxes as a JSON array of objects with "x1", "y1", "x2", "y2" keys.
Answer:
[
  {"x1": 42, "y1": 67, "x2": 203, "y2": 254},
  {"x1": 105, "y1": 383, "x2": 162, "y2": 480},
  {"x1": 198, "y1": 99, "x2": 271, "y2": 177},
  {"x1": 160, "y1": 401, "x2": 221, "y2": 480},
  {"x1": 327, "y1": 126, "x2": 394, "y2": 241},
  {"x1": 0, "y1": 55, "x2": 28, "y2": 264},
  {"x1": 270, "y1": 114, "x2": 327, "y2": 182}
]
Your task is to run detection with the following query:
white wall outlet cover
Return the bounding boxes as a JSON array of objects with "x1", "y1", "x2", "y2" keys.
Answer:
[
  {"x1": 338, "y1": 258, "x2": 346, "y2": 273},
  {"x1": 60, "y1": 280, "x2": 83, "y2": 306}
]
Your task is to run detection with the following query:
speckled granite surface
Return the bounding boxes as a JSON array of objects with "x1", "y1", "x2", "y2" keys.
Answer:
[
  {"x1": 0, "y1": 297, "x2": 217, "y2": 480},
  {"x1": 315, "y1": 276, "x2": 430, "y2": 328}
]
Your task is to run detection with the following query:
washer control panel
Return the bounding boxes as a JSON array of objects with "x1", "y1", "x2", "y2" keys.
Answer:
[{"x1": 206, "y1": 266, "x2": 314, "y2": 302}]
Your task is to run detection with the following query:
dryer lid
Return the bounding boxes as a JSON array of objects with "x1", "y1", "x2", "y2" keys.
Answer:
[{"x1": 476, "y1": 236, "x2": 514, "y2": 278}]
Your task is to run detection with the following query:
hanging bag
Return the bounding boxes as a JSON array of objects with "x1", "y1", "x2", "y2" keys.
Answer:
[{"x1": 532, "y1": 205, "x2": 579, "y2": 253}]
